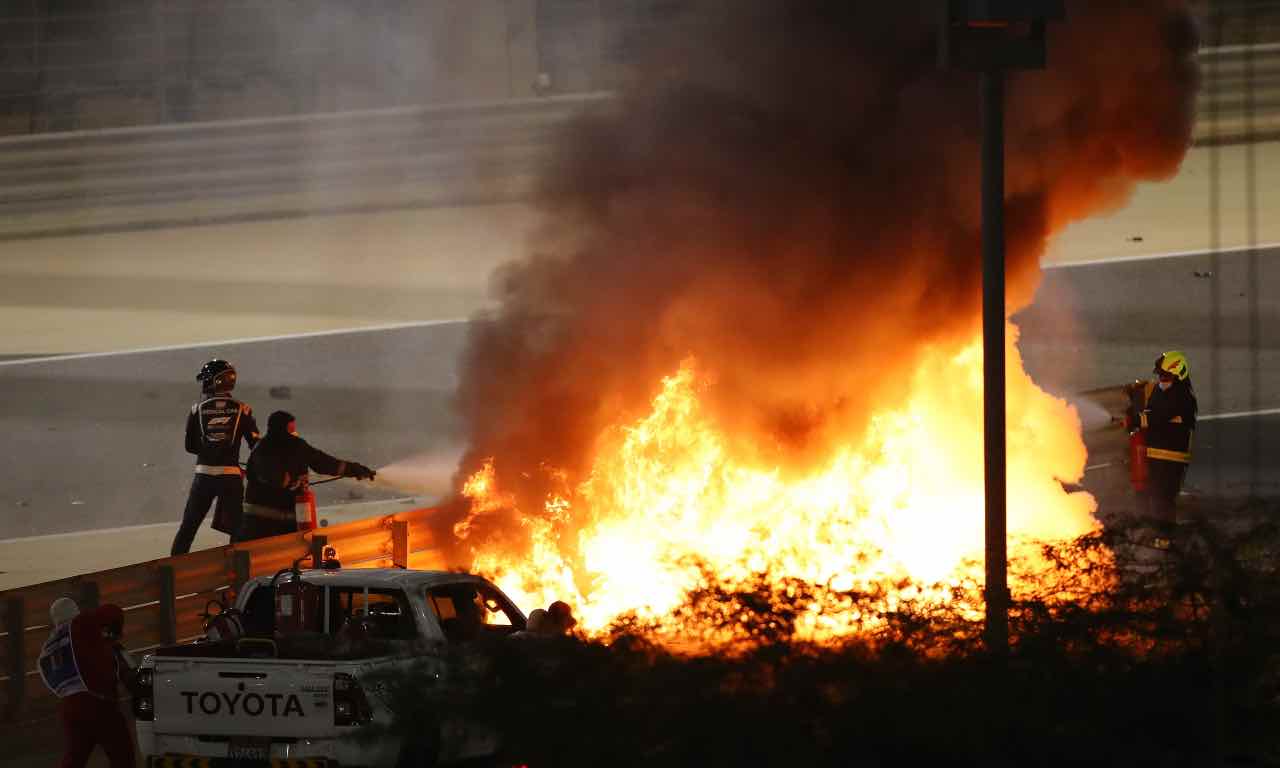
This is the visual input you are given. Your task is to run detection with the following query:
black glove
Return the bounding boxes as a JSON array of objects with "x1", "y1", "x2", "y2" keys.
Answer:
[{"x1": 346, "y1": 462, "x2": 376, "y2": 481}]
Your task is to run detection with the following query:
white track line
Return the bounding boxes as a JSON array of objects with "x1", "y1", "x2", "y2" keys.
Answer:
[
  {"x1": 0, "y1": 519, "x2": 179, "y2": 546},
  {"x1": 0, "y1": 317, "x2": 469, "y2": 368},
  {"x1": 1199, "y1": 407, "x2": 1280, "y2": 422},
  {"x1": 1045, "y1": 242, "x2": 1280, "y2": 270},
  {"x1": 1202, "y1": 42, "x2": 1280, "y2": 55}
]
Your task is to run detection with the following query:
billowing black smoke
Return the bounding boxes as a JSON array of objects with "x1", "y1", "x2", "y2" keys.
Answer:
[{"x1": 438, "y1": 1, "x2": 1198, "y2": 563}]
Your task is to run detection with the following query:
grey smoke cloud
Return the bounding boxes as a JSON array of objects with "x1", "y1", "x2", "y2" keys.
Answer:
[{"x1": 438, "y1": 1, "x2": 1199, "y2": 563}]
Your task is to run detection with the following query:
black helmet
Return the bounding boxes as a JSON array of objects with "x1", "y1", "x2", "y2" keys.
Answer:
[{"x1": 197, "y1": 359, "x2": 237, "y2": 392}]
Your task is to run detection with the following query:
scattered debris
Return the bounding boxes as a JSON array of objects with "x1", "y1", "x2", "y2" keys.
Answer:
[
  {"x1": 1193, "y1": 270, "x2": 1214, "y2": 278},
  {"x1": 71, "y1": 499, "x2": 85, "y2": 505},
  {"x1": 269, "y1": 385, "x2": 292, "y2": 399},
  {"x1": 1128, "y1": 235, "x2": 1144, "y2": 242}
]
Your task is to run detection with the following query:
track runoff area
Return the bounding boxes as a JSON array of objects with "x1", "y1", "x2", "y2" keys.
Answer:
[{"x1": 1, "y1": 245, "x2": 1277, "y2": 588}]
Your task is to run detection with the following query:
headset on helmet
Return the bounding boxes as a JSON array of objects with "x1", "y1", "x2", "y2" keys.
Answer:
[
  {"x1": 1154, "y1": 350, "x2": 1190, "y2": 382},
  {"x1": 197, "y1": 359, "x2": 237, "y2": 392}
]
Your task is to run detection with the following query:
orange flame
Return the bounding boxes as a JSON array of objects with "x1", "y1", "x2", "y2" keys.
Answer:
[{"x1": 458, "y1": 323, "x2": 1106, "y2": 644}]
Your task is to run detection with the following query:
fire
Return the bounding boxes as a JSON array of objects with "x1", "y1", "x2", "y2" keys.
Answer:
[{"x1": 458, "y1": 323, "x2": 1105, "y2": 644}]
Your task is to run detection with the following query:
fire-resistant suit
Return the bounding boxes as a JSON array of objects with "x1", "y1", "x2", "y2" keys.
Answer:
[
  {"x1": 1128, "y1": 378, "x2": 1197, "y2": 525},
  {"x1": 172, "y1": 390, "x2": 260, "y2": 555},
  {"x1": 240, "y1": 411, "x2": 374, "y2": 541},
  {"x1": 38, "y1": 604, "x2": 134, "y2": 768}
]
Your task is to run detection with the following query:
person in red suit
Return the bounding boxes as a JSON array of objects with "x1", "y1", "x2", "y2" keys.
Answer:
[{"x1": 38, "y1": 601, "x2": 135, "y2": 768}]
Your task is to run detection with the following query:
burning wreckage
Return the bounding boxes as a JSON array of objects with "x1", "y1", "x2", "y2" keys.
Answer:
[
  {"x1": 138, "y1": 1, "x2": 1203, "y2": 763},
  {"x1": 437, "y1": 0, "x2": 1199, "y2": 644}
]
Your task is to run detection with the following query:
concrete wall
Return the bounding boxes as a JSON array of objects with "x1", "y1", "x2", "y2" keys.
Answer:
[{"x1": 420, "y1": 0, "x2": 540, "y2": 102}]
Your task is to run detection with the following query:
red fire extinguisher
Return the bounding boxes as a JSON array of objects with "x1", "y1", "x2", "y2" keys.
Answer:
[
  {"x1": 295, "y1": 488, "x2": 317, "y2": 533},
  {"x1": 1124, "y1": 379, "x2": 1154, "y2": 494},
  {"x1": 1129, "y1": 429, "x2": 1149, "y2": 493}
]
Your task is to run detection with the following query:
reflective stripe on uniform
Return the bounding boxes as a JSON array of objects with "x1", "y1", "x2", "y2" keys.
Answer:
[
  {"x1": 195, "y1": 464, "x2": 242, "y2": 476},
  {"x1": 1146, "y1": 447, "x2": 1191, "y2": 463},
  {"x1": 1139, "y1": 412, "x2": 1149, "y2": 429},
  {"x1": 244, "y1": 503, "x2": 293, "y2": 521},
  {"x1": 1169, "y1": 415, "x2": 1183, "y2": 423}
]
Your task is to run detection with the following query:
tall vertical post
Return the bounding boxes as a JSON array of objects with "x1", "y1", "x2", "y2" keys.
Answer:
[
  {"x1": 4, "y1": 598, "x2": 25, "y2": 721},
  {"x1": 939, "y1": 0, "x2": 1061, "y2": 657},
  {"x1": 981, "y1": 69, "x2": 1008, "y2": 654}
]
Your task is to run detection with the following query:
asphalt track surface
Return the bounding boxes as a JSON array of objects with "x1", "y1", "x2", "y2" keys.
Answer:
[
  {"x1": 1, "y1": 248, "x2": 1277, "y2": 540},
  {"x1": 1018, "y1": 245, "x2": 1280, "y2": 502},
  {"x1": 0, "y1": 321, "x2": 469, "y2": 539}
]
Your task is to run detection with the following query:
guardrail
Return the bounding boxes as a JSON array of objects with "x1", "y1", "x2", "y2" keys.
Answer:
[
  {"x1": 0, "y1": 92, "x2": 612, "y2": 241},
  {"x1": 0, "y1": 506, "x2": 444, "y2": 723},
  {"x1": 0, "y1": 42, "x2": 1274, "y2": 241},
  {"x1": 1195, "y1": 43, "x2": 1280, "y2": 143}
]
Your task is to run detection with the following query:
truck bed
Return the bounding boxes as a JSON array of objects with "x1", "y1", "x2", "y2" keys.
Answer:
[{"x1": 154, "y1": 634, "x2": 423, "y2": 662}]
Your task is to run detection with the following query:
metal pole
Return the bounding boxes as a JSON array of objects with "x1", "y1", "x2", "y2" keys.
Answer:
[
  {"x1": 981, "y1": 68, "x2": 1008, "y2": 655},
  {"x1": 1244, "y1": 5, "x2": 1260, "y2": 498}
]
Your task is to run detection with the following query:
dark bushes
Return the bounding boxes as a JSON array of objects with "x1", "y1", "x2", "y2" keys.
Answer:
[{"x1": 376, "y1": 504, "x2": 1280, "y2": 767}]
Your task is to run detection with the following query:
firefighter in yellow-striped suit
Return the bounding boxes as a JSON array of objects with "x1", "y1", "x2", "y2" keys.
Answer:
[{"x1": 1127, "y1": 351, "x2": 1197, "y2": 543}]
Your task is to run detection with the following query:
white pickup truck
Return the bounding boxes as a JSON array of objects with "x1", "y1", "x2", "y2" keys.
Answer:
[{"x1": 134, "y1": 568, "x2": 528, "y2": 767}]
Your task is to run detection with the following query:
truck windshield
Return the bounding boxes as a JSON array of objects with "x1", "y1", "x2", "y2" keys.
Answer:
[
  {"x1": 238, "y1": 584, "x2": 416, "y2": 640},
  {"x1": 425, "y1": 582, "x2": 524, "y2": 643},
  {"x1": 329, "y1": 588, "x2": 416, "y2": 640}
]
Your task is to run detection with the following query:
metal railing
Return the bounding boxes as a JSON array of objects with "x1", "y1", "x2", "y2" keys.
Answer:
[
  {"x1": 0, "y1": 37, "x2": 1273, "y2": 242},
  {"x1": 1196, "y1": 42, "x2": 1280, "y2": 142},
  {"x1": 0, "y1": 92, "x2": 612, "y2": 241},
  {"x1": 0, "y1": 506, "x2": 444, "y2": 723}
]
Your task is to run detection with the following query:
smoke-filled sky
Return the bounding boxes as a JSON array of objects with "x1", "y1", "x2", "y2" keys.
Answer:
[{"x1": 438, "y1": 0, "x2": 1199, "y2": 562}]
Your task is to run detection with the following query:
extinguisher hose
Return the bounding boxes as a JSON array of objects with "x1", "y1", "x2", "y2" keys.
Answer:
[{"x1": 238, "y1": 462, "x2": 343, "y2": 487}]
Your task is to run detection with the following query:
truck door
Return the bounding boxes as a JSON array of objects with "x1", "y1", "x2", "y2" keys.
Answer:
[{"x1": 424, "y1": 582, "x2": 524, "y2": 644}]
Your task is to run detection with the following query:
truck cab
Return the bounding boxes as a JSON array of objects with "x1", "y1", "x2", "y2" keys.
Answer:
[{"x1": 134, "y1": 568, "x2": 525, "y2": 767}]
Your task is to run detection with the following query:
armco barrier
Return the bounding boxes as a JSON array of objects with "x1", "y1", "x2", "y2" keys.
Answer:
[
  {"x1": 0, "y1": 92, "x2": 612, "y2": 241},
  {"x1": 0, "y1": 42, "x2": 1275, "y2": 241},
  {"x1": 0, "y1": 506, "x2": 444, "y2": 723},
  {"x1": 1194, "y1": 42, "x2": 1280, "y2": 143}
]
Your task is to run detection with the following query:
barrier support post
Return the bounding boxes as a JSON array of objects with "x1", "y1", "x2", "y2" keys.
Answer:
[
  {"x1": 392, "y1": 521, "x2": 409, "y2": 569},
  {"x1": 231, "y1": 550, "x2": 252, "y2": 600},
  {"x1": 158, "y1": 566, "x2": 177, "y2": 646},
  {"x1": 4, "y1": 598, "x2": 24, "y2": 722},
  {"x1": 310, "y1": 535, "x2": 328, "y2": 569},
  {"x1": 78, "y1": 581, "x2": 99, "y2": 612}
]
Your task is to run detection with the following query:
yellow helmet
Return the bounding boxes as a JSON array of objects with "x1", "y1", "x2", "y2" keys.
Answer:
[{"x1": 1154, "y1": 350, "x2": 1190, "y2": 381}]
